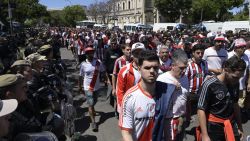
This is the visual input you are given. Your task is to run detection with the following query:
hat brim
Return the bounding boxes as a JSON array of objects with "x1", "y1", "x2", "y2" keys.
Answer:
[
  {"x1": 0, "y1": 99, "x2": 18, "y2": 117},
  {"x1": 132, "y1": 47, "x2": 145, "y2": 52},
  {"x1": 38, "y1": 56, "x2": 47, "y2": 61}
]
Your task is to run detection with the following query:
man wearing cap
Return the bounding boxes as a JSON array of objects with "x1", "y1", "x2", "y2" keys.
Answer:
[
  {"x1": 203, "y1": 34, "x2": 228, "y2": 75},
  {"x1": 0, "y1": 74, "x2": 42, "y2": 139},
  {"x1": 228, "y1": 38, "x2": 250, "y2": 112},
  {"x1": 0, "y1": 99, "x2": 18, "y2": 140},
  {"x1": 79, "y1": 47, "x2": 105, "y2": 131},
  {"x1": 10, "y1": 60, "x2": 33, "y2": 81},
  {"x1": 116, "y1": 42, "x2": 145, "y2": 115}
]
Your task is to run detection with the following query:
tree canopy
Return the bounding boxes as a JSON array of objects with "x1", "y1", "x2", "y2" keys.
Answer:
[
  {"x1": 154, "y1": 0, "x2": 245, "y2": 22},
  {"x1": 62, "y1": 5, "x2": 87, "y2": 27}
]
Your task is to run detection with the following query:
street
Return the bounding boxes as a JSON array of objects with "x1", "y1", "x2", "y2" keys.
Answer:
[{"x1": 61, "y1": 47, "x2": 250, "y2": 141}]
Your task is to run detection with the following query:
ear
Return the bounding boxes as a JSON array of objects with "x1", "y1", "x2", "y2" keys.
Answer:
[{"x1": 5, "y1": 91, "x2": 14, "y2": 99}]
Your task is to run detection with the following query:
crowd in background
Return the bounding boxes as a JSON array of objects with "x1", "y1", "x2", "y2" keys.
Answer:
[{"x1": 0, "y1": 26, "x2": 250, "y2": 141}]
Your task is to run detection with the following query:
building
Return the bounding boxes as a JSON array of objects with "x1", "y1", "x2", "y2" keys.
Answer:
[
  {"x1": 113, "y1": 0, "x2": 161, "y2": 28},
  {"x1": 87, "y1": 0, "x2": 162, "y2": 29}
]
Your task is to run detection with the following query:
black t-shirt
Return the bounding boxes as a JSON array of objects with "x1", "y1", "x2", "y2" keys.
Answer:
[
  {"x1": 104, "y1": 47, "x2": 123, "y2": 74},
  {"x1": 197, "y1": 76, "x2": 239, "y2": 119}
]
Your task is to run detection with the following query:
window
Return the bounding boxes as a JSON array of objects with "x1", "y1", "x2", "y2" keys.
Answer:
[
  {"x1": 123, "y1": 2, "x2": 125, "y2": 10},
  {"x1": 128, "y1": 1, "x2": 130, "y2": 9},
  {"x1": 118, "y1": 4, "x2": 120, "y2": 11}
]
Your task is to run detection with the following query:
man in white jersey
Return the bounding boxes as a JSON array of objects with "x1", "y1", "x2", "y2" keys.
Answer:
[
  {"x1": 119, "y1": 50, "x2": 159, "y2": 141},
  {"x1": 156, "y1": 49, "x2": 189, "y2": 141},
  {"x1": 78, "y1": 47, "x2": 105, "y2": 131},
  {"x1": 203, "y1": 34, "x2": 228, "y2": 75}
]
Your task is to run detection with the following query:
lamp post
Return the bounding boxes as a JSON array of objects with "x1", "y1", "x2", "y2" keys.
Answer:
[{"x1": 8, "y1": 0, "x2": 13, "y2": 35}]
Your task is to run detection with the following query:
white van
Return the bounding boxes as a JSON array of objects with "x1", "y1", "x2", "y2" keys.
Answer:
[
  {"x1": 221, "y1": 21, "x2": 250, "y2": 33},
  {"x1": 123, "y1": 23, "x2": 148, "y2": 33},
  {"x1": 153, "y1": 23, "x2": 186, "y2": 32},
  {"x1": 202, "y1": 21, "x2": 223, "y2": 33}
]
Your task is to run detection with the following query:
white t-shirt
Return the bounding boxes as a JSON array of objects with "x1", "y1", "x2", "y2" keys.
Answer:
[
  {"x1": 157, "y1": 72, "x2": 189, "y2": 118},
  {"x1": 203, "y1": 47, "x2": 228, "y2": 72},
  {"x1": 119, "y1": 84, "x2": 155, "y2": 141},
  {"x1": 79, "y1": 59, "x2": 105, "y2": 91},
  {"x1": 228, "y1": 51, "x2": 250, "y2": 90}
]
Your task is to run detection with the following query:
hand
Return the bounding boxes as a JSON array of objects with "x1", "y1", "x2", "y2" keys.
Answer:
[
  {"x1": 247, "y1": 84, "x2": 250, "y2": 92},
  {"x1": 202, "y1": 135, "x2": 211, "y2": 141},
  {"x1": 238, "y1": 129, "x2": 244, "y2": 141},
  {"x1": 112, "y1": 89, "x2": 116, "y2": 96}
]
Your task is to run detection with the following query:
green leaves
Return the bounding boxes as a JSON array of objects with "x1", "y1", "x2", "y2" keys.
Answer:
[{"x1": 62, "y1": 5, "x2": 87, "y2": 27}]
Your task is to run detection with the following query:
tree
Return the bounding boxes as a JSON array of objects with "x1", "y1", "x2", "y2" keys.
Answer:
[
  {"x1": 191, "y1": 0, "x2": 244, "y2": 22},
  {"x1": 87, "y1": 3, "x2": 99, "y2": 22},
  {"x1": 231, "y1": 3, "x2": 249, "y2": 21},
  {"x1": 0, "y1": 0, "x2": 48, "y2": 26},
  {"x1": 154, "y1": 0, "x2": 192, "y2": 22},
  {"x1": 62, "y1": 5, "x2": 87, "y2": 27}
]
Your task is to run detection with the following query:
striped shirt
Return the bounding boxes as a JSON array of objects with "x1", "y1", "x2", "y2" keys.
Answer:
[
  {"x1": 113, "y1": 56, "x2": 131, "y2": 75},
  {"x1": 185, "y1": 59, "x2": 208, "y2": 94}
]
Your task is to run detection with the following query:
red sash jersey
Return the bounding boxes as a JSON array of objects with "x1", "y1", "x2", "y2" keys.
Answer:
[
  {"x1": 116, "y1": 63, "x2": 141, "y2": 113},
  {"x1": 119, "y1": 84, "x2": 155, "y2": 141}
]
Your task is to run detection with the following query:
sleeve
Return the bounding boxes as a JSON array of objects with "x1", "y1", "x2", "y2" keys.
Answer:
[
  {"x1": 202, "y1": 49, "x2": 207, "y2": 61},
  {"x1": 119, "y1": 93, "x2": 134, "y2": 130},
  {"x1": 116, "y1": 68, "x2": 126, "y2": 107},
  {"x1": 79, "y1": 63, "x2": 85, "y2": 76},
  {"x1": 99, "y1": 61, "x2": 106, "y2": 72},
  {"x1": 113, "y1": 59, "x2": 119, "y2": 75},
  {"x1": 197, "y1": 81, "x2": 211, "y2": 111}
]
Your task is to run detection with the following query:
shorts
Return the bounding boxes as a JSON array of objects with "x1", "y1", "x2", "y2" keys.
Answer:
[
  {"x1": 164, "y1": 117, "x2": 186, "y2": 141},
  {"x1": 85, "y1": 90, "x2": 98, "y2": 107}
]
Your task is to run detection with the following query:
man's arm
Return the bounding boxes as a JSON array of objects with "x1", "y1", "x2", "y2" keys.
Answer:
[
  {"x1": 208, "y1": 68, "x2": 222, "y2": 75},
  {"x1": 197, "y1": 109, "x2": 211, "y2": 141},
  {"x1": 121, "y1": 130, "x2": 134, "y2": 141},
  {"x1": 234, "y1": 103, "x2": 244, "y2": 140},
  {"x1": 112, "y1": 74, "x2": 117, "y2": 96}
]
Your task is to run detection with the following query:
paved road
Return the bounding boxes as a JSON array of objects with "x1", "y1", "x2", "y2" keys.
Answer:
[{"x1": 60, "y1": 48, "x2": 250, "y2": 141}]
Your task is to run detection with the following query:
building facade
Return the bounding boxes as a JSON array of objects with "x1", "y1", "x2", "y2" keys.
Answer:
[
  {"x1": 87, "y1": 0, "x2": 163, "y2": 29},
  {"x1": 114, "y1": 0, "x2": 161, "y2": 27}
]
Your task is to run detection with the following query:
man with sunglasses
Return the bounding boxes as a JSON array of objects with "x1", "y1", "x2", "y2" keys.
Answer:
[
  {"x1": 203, "y1": 34, "x2": 228, "y2": 75},
  {"x1": 153, "y1": 49, "x2": 189, "y2": 141}
]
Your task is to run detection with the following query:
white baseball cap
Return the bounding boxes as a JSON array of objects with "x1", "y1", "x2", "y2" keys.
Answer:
[
  {"x1": 0, "y1": 99, "x2": 18, "y2": 117},
  {"x1": 131, "y1": 42, "x2": 145, "y2": 52}
]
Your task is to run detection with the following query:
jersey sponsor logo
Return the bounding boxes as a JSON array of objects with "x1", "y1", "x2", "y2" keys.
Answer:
[
  {"x1": 216, "y1": 91, "x2": 225, "y2": 100},
  {"x1": 136, "y1": 107, "x2": 144, "y2": 113}
]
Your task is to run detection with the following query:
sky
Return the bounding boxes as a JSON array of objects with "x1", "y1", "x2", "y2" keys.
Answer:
[{"x1": 39, "y1": 0, "x2": 102, "y2": 9}]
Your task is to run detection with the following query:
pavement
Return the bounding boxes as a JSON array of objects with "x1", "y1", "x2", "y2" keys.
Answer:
[{"x1": 60, "y1": 47, "x2": 250, "y2": 141}]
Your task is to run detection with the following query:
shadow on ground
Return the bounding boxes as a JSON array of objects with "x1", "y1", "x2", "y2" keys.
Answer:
[{"x1": 79, "y1": 135, "x2": 97, "y2": 141}]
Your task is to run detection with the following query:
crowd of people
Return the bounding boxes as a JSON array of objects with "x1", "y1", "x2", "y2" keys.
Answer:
[{"x1": 0, "y1": 27, "x2": 250, "y2": 141}]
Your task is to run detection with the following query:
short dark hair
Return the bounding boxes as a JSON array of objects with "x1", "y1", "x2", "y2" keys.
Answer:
[
  {"x1": 120, "y1": 44, "x2": 131, "y2": 50},
  {"x1": 192, "y1": 44, "x2": 205, "y2": 52},
  {"x1": 223, "y1": 55, "x2": 246, "y2": 72},
  {"x1": 138, "y1": 50, "x2": 159, "y2": 66}
]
